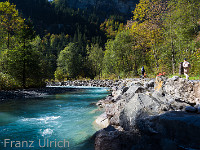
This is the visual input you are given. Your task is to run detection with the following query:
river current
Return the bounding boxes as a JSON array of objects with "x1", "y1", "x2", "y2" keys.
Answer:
[{"x1": 0, "y1": 87, "x2": 110, "y2": 150}]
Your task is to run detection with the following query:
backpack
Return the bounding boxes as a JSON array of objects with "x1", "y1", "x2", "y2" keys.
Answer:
[
  {"x1": 141, "y1": 67, "x2": 145, "y2": 72},
  {"x1": 183, "y1": 62, "x2": 190, "y2": 68}
]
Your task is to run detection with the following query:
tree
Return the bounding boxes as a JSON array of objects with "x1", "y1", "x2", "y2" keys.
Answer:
[
  {"x1": 56, "y1": 42, "x2": 83, "y2": 79},
  {"x1": 131, "y1": 0, "x2": 167, "y2": 74},
  {"x1": 87, "y1": 44, "x2": 104, "y2": 78},
  {"x1": 0, "y1": 1, "x2": 24, "y2": 49},
  {"x1": 2, "y1": 41, "x2": 43, "y2": 88},
  {"x1": 103, "y1": 31, "x2": 134, "y2": 77},
  {"x1": 0, "y1": 2, "x2": 45, "y2": 88},
  {"x1": 19, "y1": 18, "x2": 36, "y2": 88},
  {"x1": 100, "y1": 18, "x2": 125, "y2": 39},
  {"x1": 162, "y1": 0, "x2": 200, "y2": 74}
]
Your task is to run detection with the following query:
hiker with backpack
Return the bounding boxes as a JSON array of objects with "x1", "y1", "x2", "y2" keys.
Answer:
[
  {"x1": 183, "y1": 58, "x2": 191, "y2": 80},
  {"x1": 141, "y1": 66, "x2": 145, "y2": 78}
]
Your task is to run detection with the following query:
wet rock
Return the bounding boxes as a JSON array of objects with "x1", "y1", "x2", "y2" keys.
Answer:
[{"x1": 89, "y1": 102, "x2": 96, "y2": 106}]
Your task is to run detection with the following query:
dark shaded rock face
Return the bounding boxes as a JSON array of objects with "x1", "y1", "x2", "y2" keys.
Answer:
[
  {"x1": 94, "y1": 126, "x2": 140, "y2": 150},
  {"x1": 136, "y1": 112, "x2": 200, "y2": 150}
]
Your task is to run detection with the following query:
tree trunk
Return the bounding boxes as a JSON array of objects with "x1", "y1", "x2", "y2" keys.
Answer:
[
  {"x1": 7, "y1": 31, "x2": 10, "y2": 49},
  {"x1": 153, "y1": 47, "x2": 159, "y2": 71},
  {"x1": 22, "y1": 40, "x2": 26, "y2": 88},
  {"x1": 170, "y1": 18, "x2": 175, "y2": 75},
  {"x1": 134, "y1": 50, "x2": 138, "y2": 76},
  {"x1": 171, "y1": 34, "x2": 176, "y2": 74}
]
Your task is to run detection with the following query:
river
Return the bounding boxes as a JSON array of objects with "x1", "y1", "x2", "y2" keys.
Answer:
[{"x1": 0, "y1": 87, "x2": 110, "y2": 150}]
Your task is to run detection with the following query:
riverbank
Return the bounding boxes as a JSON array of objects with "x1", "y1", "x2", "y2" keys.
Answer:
[
  {"x1": 47, "y1": 79, "x2": 129, "y2": 87},
  {"x1": 0, "y1": 87, "x2": 79, "y2": 102},
  {"x1": 94, "y1": 76, "x2": 200, "y2": 150},
  {"x1": 0, "y1": 79, "x2": 124, "y2": 102}
]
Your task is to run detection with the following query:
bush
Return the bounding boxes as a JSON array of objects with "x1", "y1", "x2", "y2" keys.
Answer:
[
  {"x1": 0, "y1": 73, "x2": 20, "y2": 90},
  {"x1": 54, "y1": 69, "x2": 65, "y2": 82}
]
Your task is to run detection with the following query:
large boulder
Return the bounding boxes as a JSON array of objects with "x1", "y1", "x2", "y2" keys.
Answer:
[
  {"x1": 95, "y1": 126, "x2": 139, "y2": 150},
  {"x1": 95, "y1": 113, "x2": 109, "y2": 128},
  {"x1": 108, "y1": 99, "x2": 127, "y2": 126},
  {"x1": 123, "y1": 85, "x2": 145, "y2": 100},
  {"x1": 136, "y1": 111, "x2": 200, "y2": 150},
  {"x1": 119, "y1": 93, "x2": 162, "y2": 130}
]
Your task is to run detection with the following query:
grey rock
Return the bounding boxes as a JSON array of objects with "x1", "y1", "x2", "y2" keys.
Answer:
[
  {"x1": 94, "y1": 128, "x2": 139, "y2": 150},
  {"x1": 119, "y1": 93, "x2": 161, "y2": 130},
  {"x1": 185, "y1": 106, "x2": 197, "y2": 113},
  {"x1": 94, "y1": 77, "x2": 200, "y2": 150},
  {"x1": 152, "y1": 91, "x2": 167, "y2": 104},
  {"x1": 143, "y1": 82, "x2": 149, "y2": 89},
  {"x1": 124, "y1": 85, "x2": 145, "y2": 99},
  {"x1": 197, "y1": 107, "x2": 200, "y2": 114},
  {"x1": 108, "y1": 99, "x2": 127, "y2": 126},
  {"x1": 122, "y1": 87, "x2": 129, "y2": 94},
  {"x1": 171, "y1": 76, "x2": 179, "y2": 81},
  {"x1": 148, "y1": 79, "x2": 155, "y2": 88},
  {"x1": 136, "y1": 111, "x2": 200, "y2": 149},
  {"x1": 194, "y1": 104, "x2": 200, "y2": 108}
]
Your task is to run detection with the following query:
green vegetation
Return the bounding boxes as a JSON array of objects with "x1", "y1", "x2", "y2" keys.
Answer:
[
  {"x1": 0, "y1": 0, "x2": 200, "y2": 90},
  {"x1": 0, "y1": 2, "x2": 44, "y2": 89},
  {"x1": 0, "y1": 73, "x2": 20, "y2": 90},
  {"x1": 101, "y1": 0, "x2": 200, "y2": 78}
]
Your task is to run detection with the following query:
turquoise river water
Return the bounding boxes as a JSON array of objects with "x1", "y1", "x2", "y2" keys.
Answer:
[{"x1": 0, "y1": 87, "x2": 110, "y2": 150}]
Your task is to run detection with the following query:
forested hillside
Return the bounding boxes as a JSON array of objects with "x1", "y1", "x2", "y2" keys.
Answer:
[{"x1": 0, "y1": 0, "x2": 200, "y2": 90}]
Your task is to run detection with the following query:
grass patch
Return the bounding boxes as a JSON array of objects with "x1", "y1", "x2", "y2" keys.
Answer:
[{"x1": 167, "y1": 74, "x2": 200, "y2": 80}]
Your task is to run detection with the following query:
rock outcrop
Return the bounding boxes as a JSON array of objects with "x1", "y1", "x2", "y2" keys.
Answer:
[
  {"x1": 94, "y1": 76, "x2": 200, "y2": 150},
  {"x1": 135, "y1": 111, "x2": 200, "y2": 150}
]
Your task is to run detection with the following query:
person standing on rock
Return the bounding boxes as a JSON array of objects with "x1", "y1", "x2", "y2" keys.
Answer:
[
  {"x1": 179, "y1": 62, "x2": 184, "y2": 76},
  {"x1": 183, "y1": 58, "x2": 191, "y2": 80},
  {"x1": 141, "y1": 66, "x2": 145, "y2": 78}
]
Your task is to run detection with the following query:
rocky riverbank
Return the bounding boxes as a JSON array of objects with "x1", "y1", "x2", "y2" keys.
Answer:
[
  {"x1": 47, "y1": 79, "x2": 125, "y2": 87},
  {"x1": 94, "y1": 76, "x2": 200, "y2": 150},
  {"x1": 0, "y1": 79, "x2": 123, "y2": 101},
  {"x1": 0, "y1": 87, "x2": 78, "y2": 102}
]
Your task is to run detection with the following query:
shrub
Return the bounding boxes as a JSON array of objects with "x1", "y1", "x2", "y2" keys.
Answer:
[{"x1": 0, "y1": 73, "x2": 20, "y2": 90}]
